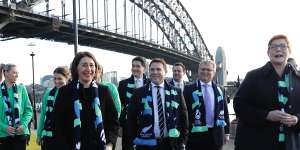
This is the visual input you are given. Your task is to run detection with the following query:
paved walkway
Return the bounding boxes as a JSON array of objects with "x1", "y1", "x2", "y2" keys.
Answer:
[{"x1": 115, "y1": 138, "x2": 235, "y2": 150}]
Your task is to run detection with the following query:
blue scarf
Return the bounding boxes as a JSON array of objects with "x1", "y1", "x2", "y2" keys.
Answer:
[
  {"x1": 42, "y1": 87, "x2": 58, "y2": 138},
  {"x1": 277, "y1": 65, "x2": 292, "y2": 142},
  {"x1": 73, "y1": 80, "x2": 106, "y2": 150},
  {"x1": 133, "y1": 82, "x2": 181, "y2": 146},
  {"x1": 120, "y1": 74, "x2": 147, "y2": 125},
  {"x1": 1, "y1": 82, "x2": 20, "y2": 128},
  {"x1": 190, "y1": 80, "x2": 226, "y2": 133}
]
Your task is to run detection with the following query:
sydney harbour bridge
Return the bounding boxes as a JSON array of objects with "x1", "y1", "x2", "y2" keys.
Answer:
[{"x1": 0, "y1": 0, "x2": 213, "y2": 80}]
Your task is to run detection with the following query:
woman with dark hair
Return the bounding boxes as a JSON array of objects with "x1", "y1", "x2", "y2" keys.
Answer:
[
  {"x1": 0, "y1": 63, "x2": 33, "y2": 150},
  {"x1": 37, "y1": 66, "x2": 70, "y2": 150},
  {"x1": 53, "y1": 51, "x2": 119, "y2": 150},
  {"x1": 234, "y1": 34, "x2": 300, "y2": 150}
]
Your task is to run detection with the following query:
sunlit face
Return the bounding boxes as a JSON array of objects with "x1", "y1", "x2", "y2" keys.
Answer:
[
  {"x1": 149, "y1": 62, "x2": 166, "y2": 85},
  {"x1": 4, "y1": 66, "x2": 18, "y2": 84},
  {"x1": 198, "y1": 63, "x2": 215, "y2": 83},
  {"x1": 172, "y1": 65, "x2": 185, "y2": 82},
  {"x1": 53, "y1": 73, "x2": 68, "y2": 88},
  {"x1": 131, "y1": 60, "x2": 145, "y2": 78},
  {"x1": 77, "y1": 56, "x2": 96, "y2": 84},
  {"x1": 268, "y1": 38, "x2": 290, "y2": 66}
]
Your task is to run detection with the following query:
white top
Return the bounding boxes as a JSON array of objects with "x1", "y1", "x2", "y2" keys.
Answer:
[
  {"x1": 151, "y1": 82, "x2": 168, "y2": 138},
  {"x1": 134, "y1": 77, "x2": 144, "y2": 88},
  {"x1": 173, "y1": 79, "x2": 184, "y2": 92}
]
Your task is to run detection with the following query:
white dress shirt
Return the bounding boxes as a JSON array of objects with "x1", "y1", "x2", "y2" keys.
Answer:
[
  {"x1": 200, "y1": 81, "x2": 215, "y2": 128},
  {"x1": 151, "y1": 82, "x2": 168, "y2": 138},
  {"x1": 173, "y1": 80, "x2": 184, "y2": 92},
  {"x1": 134, "y1": 77, "x2": 144, "y2": 88}
]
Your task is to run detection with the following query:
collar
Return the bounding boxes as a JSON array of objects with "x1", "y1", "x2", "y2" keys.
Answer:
[
  {"x1": 151, "y1": 81, "x2": 165, "y2": 89},
  {"x1": 173, "y1": 79, "x2": 184, "y2": 85},
  {"x1": 134, "y1": 77, "x2": 143, "y2": 81},
  {"x1": 200, "y1": 80, "x2": 212, "y2": 86}
]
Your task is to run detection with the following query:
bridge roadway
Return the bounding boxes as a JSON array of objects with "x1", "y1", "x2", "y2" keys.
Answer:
[{"x1": 0, "y1": 5, "x2": 201, "y2": 76}]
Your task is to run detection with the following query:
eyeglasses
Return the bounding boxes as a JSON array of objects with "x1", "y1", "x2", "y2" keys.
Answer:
[{"x1": 269, "y1": 43, "x2": 288, "y2": 50}]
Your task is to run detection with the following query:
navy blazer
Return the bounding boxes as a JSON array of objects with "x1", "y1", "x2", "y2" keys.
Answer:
[{"x1": 183, "y1": 81, "x2": 230, "y2": 146}]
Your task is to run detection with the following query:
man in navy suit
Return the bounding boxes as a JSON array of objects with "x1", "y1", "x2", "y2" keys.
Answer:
[
  {"x1": 127, "y1": 58, "x2": 188, "y2": 150},
  {"x1": 118, "y1": 56, "x2": 149, "y2": 150},
  {"x1": 183, "y1": 60, "x2": 230, "y2": 150},
  {"x1": 169, "y1": 62, "x2": 187, "y2": 92}
]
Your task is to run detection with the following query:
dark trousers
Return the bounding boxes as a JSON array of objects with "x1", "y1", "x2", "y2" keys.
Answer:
[
  {"x1": 122, "y1": 125, "x2": 133, "y2": 150},
  {"x1": 41, "y1": 137, "x2": 57, "y2": 150},
  {"x1": 0, "y1": 135, "x2": 27, "y2": 150},
  {"x1": 136, "y1": 138, "x2": 172, "y2": 150},
  {"x1": 187, "y1": 129, "x2": 222, "y2": 150}
]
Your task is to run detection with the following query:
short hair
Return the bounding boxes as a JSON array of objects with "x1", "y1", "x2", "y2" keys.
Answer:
[
  {"x1": 132, "y1": 56, "x2": 146, "y2": 68},
  {"x1": 149, "y1": 58, "x2": 167, "y2": 73},
  {"x1": 53, "y1": 66, "x2": 71, "y2": 80},
  {"x1": 173, "y1": 62, "x2": 186, "y2": 72},
  {"x1": 268, "y1": 34, "x2": 291, "y2": 52},
  {"x1": 0, "y1": 63, "x2": 17, "y2": 81},
  {"x1": 70, "y1": 51, "x2": 98, "y2": 81},
  {"x1": 198, "y1": 60, "x2": 216, "y2": 72}
]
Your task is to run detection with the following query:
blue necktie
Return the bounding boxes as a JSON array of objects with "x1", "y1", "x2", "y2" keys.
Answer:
[{"x1": 203, "y1": 84, "x2": 214, "y2": 127}]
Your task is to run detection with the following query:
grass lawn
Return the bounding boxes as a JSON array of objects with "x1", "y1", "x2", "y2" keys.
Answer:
[{"x1": 27, "y1": 132, "x2": 40, "y2": 150}]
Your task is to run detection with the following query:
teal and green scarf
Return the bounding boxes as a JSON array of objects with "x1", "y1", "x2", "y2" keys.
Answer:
[
  {"x1": 133, "y1": 82, "x2": 181, "y2": 146},
  {"x1": 190, "y1": 80, "x2": 226, "y2": 133},
  {"x1": 73, "y1": 80, "x2": 106, "y2": 150},
  {"x1": 277, "y1": 66, "x2": 291, "y2": 142},
  {"x1": 1, "y1": 82, "x2": 20, "y2": 128},
  {"x1": 42, "y1": 87, "x2": 58, "y2": 138}
]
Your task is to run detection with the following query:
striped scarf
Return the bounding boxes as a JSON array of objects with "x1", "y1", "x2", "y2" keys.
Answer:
[
  {"x1": 41, "y1": 87, "x2": 58, "y2": 138},
  {"x1": 277, "y1": 66, "x2": 291, "y2": 142},
  {"x1": 1, "y1": 82, "x2": 20, "y2": 128},
  {"x1": 191, "y1": 81, "x2": 226, "y2": 133},
  {"x1": 73, "y1": 80, "x2": 106, "y2": 150}
]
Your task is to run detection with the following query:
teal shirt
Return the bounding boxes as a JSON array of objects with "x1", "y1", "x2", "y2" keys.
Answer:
[
  {"x1": 37, "y1": 88, "x2": 58, "y2": 140},
  {"x1": 101, "y1": 80, "x2": 121, "y2": 118},
  {"x1": 0, "y1": 83, "x2": 33, "y2": 138}
]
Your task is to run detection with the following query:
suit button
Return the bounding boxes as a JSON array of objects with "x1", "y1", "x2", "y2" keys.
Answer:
[{"x1": 288, "y1": 105, "x2": 292, "y2": 109}]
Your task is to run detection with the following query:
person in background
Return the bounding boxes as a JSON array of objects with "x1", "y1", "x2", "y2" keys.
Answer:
[
  {"x1": 169, "y1": 62, "x2": 187, "y2": 92},
  {"x1": 96, "y1": 63, "x2": 121, "y2": 118},
  {"x1": 37, "y1": 66, "x2": 70, "y2": 150},
  {"x1": 0, "y1": 63, "x2": 33, "y2": 150},
  {"x1": 118, "y1": 56, "x2": 149, "y2": 150},
  {"x1": 184, "y1": 60, "x2": 230, "y2": 150},
  {"x1": 234, "y1": 34, "x2": 300, "y2": 150},
  {"x1": 53, "y1": 51, "x2": 119, "y2": 150}
]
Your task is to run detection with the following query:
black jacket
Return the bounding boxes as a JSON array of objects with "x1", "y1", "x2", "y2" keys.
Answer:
[
  {"x1": 234, "y1": 62, "x2": 300, "y2": 150},
  {"x1": 53, "y1": 82, "x2": 119, "y2": 150},
  {"x1": 183, "y1": 81, "x2": 230, "y2": 146},
  {"x1": 118, "y1": 74, "x2": 148, "y2": 125}
]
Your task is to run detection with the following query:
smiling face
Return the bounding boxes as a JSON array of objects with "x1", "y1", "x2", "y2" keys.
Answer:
[
  {"x1": 54, "y1": 73, "x2": 68, "y2": 88},
  {"x1": 172, "y1": 65, "x2": 185, "y2": 82},
  {"x1": 268, "y1": 38, "x2": 290, "y2": 66},
  {"x1": 77, "y1": 56, "x2": 96, "y2": 85},
  {"x1": 149, "y1": 62, "x2": 166, "y2": 85},
  {"x1": 198, "y1": 62, "x2": 215, "y2": 83},
  {"x1": 131, "y1": 60, "x2": 145, "y2": 78}
]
